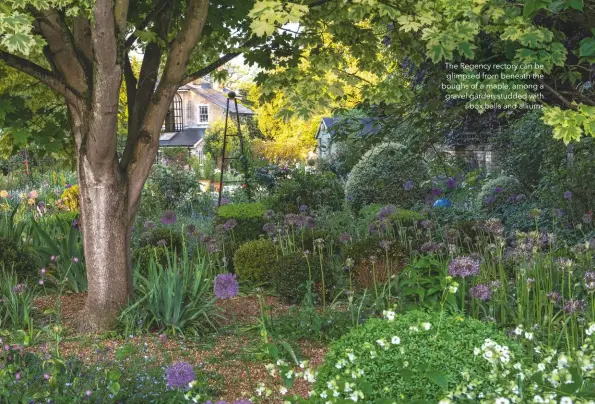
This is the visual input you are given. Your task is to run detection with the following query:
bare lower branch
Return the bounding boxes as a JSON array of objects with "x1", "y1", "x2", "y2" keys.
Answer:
[
  {"x1": 0, "y1": 50, "x2": 81, "y2": 103},
  {"x1": 538, "y1": 79, "x2": 575, "y2": 109},
  {"x1": 181, "y1": 37, "x2": 262, "y2": 85}
]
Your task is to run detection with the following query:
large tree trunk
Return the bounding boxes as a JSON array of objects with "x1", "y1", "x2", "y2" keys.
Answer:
[{"x1": 77, "y1": 164, "x2": 131, "y2": 331}]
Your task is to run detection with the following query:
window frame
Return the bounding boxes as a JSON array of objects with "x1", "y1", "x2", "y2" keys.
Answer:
[{"x1": 198, "y1": 104, "x2": 209, "y2": 124}]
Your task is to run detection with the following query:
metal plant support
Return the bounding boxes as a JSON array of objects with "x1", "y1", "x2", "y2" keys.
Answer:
[{"x1": 217, "y1": 91, "x2": 251, "y2": 205}]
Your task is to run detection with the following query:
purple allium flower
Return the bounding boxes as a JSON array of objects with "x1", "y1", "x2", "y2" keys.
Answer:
[
  {"x1": 12, "y1": 284, "x2": 26, "y2": 294},
  {"x1": 368, "y1": 222, "x2": 380, "y2": 234},
  {"x1": 585, "y1": 272, "x2": 595, "y2": 291},
  {"x1": 377, "y1": 204, "x2": 397, "y2": 220},
  {"x1": 515, "y1": 194, "x2": 526, "y2": 202},
  {"x1": 339, "y1": 232, "x2": 352, "y2": 244},
  {"x1": 263, "y1": 223, "x2": 276, "y2": 235},
  {"x1": 223, "y1": 218, "x2": 237, "y2": 231},
  {"x1": 483, "y1": 218, "x2": 503, "y2": 235},
  {"x1": 563, "y1": 191, "x2": 573, "y2": 200},
  {"x1": 563, "y1": 299, "x2": 585, "y2": 314},
  {"x1": 186, "y1": 224, "x2": 197, "y2": 235},
  {"x1": 263, "y1": 210, "x2": 276, "y2": 220},
  {"x1": 218, "y1": 197, "x2": 230, "y2": 207},
  {"x1": 71, "y1": 218, "x2": 80, "y2": 229},
  {"x1": 446, "y1": 177, "x2": 457, "y2": 189},
  {"x1": 493, "y1": 186, "x2": 503, "y2": 193},
  {"x1": 65, "y1": 184, "x2": 72, "y2": 189},
  {"x1": 205, "y1": 241, "x2": 220, "y2": 254},
  {"x1": 546, "y1": 292, "x2": 562, "y2": 303},
  {"x1": 483, "y1": 195, "x2": 497, "y2": 205},
  {"x1": 469, "y1": 284, "x2": 492, "y2": 301},
  {"x1": 284, "y1": 213, "x2": 300, "y2": 227},
  {"x1": 161, "y1": 210, "x2": 177, "y2": 225},
  {"x1": 214, "y1": 273, "x2": 239, "y2": 299},
  {"x1": 144, "y1": 220, "x2": 156, "y2": 230},
  {"x1": 420, "y1": 220, "x2": 434, "y2": 229},
  {"x1": 431, "y1": 188, "x2": 442, "y2": 196},
  {"x1": 379, "y1": 239, "x2": 394, "y2": 250},
  {"x1": 403, "y1": 180, "x2": 414, "y2": 191},
  {"x1": 299, "y1": 204, "x2": 308, "y2": 212},
  {"x1": 346, "y1": 195, "x2": 354, "y2": 202},
  {"x1": 448, "y1": 256, "x2": 480, "y2": 278},
  {"x1": 306, "y1": 216, "x2": 316, "y2": 229},
  {"x1": 165, "y1": 362, "x2": 195, "y2": 389},
  {"x1": 583, "y1": 211, "x2": 593, "y2": 224},
  {"x1": 419, "y1": 241, "x2": 443, "y2": 254}
]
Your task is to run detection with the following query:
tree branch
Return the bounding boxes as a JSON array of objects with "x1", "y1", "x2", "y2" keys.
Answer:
[
  {"x1": 538, "y1": 79, "x2": 575, "y2": 109},
  {"x1": 0, "y1": 50, "x2": 81, "y2": 103},
  {"x1": 124, "y1": 0, "x2": 168, "y2": 48},
  {"x1": 180, "y1": 37, "x2": 262, "y2": 85},
  {"x1": 125, "y1": 0, "x2": 210, "y2": 216}
]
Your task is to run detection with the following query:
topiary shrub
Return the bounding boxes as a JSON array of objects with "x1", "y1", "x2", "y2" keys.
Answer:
[
  {"x1": 273, "y1": 252, "x2": 335, "y2": 304},
  {"x1": 315, "y1": 310, "x2": 525, "y2": 402},
  {"x1": 0, "y1": 237, "x2": 38, "y2": 281},
  {"x1": 266, "y1": 169, "x2": 344, "y2": 214},
  {"x1": 215, "y1": 202, "x2": 267, "y2": 245},
  {"x1": 345, "y1": 143, "x2": 428, "y2": 211},
  {"x1": 475, "y1": 175, "x2": 523, "y2": 211},
  {"x1": 233, "y1": 238, "x2": 277, "y2": 283},
  {"x1": 341, "y1": 236, "x2": 406, "y2": 290}
]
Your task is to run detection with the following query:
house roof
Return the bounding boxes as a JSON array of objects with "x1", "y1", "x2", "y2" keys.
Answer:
[
  {"x1": 159, "y1": 128, "x2": 206, "y2": 147},
  {"x1": 186, "y1": 84, "x2": 255, "y2": 116},
  {"x1": 316, "y1": 117, "x2": 382, "y2": 139}
]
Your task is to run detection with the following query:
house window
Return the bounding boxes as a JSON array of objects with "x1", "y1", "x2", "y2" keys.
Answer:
[
  {"x1": 164, "y1": 93, "x2": 184, "y2": 132},
  {"x1": 198, "y1": 105, "x2": 209, "y2": 123}
]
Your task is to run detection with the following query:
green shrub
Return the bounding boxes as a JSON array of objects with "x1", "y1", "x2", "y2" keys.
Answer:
[
  {"x1": 315, "y1": 310, "x2": 525, "y2": 402},
  {"x1": 0, "y1": 237, "x2": 38, "y2": 281},
  {"x1": 139, "y1": 227, "x2": 183, "y2": 252},
  {"x1": 267, "y1": 169, "x2": 344, "y2": 214},
  {"x1": 233, "y1": 238, "x2": 277, "y2": 283},
  {"x1": 475, "y1": 175, "x2": 523, "y2": 211},
  {"x1": 359, "y1": 204, "x2": 423, "y2": 227},
  {"x1": 273, "y1": 252, "x2": 335, "y2": 304},
  {"x1": 345, "y1": 143, "x2": 428, "y2": 211},
  {"x1": 215, "y1": 202, "x2": 267, "y2": 244},
  {"x1": 133, "y1": 245, "x2": 169, "y2": 275}
]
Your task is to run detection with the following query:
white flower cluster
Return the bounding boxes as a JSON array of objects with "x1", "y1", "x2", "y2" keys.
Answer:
[{"x1": 445, "y1": 336, "x2": 595, "y2": 403}]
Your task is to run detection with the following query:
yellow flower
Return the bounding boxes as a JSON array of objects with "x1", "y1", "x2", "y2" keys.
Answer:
[
  {"x1": 27, "y1": 198, "x2": 35, "y2": 205},
  {"x1": 0, "y1": 190, "x2": 7, "y2": 198}
]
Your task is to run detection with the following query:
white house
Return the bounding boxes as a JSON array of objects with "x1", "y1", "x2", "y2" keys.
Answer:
[{"x1": 160, "y1": 80, "x2": 255, "y2": 160}]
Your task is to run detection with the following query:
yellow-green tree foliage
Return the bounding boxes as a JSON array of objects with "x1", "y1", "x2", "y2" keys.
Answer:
[{"x1": 248, "y1": 84, "x2": 319, "y2": 163}]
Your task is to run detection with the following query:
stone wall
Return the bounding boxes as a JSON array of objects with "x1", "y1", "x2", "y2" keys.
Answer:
[{"x1": 178, "y1": 90, "x2": 226, "y2": 128}]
